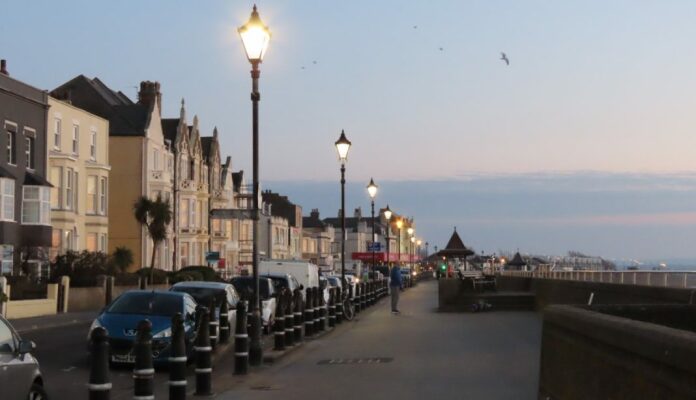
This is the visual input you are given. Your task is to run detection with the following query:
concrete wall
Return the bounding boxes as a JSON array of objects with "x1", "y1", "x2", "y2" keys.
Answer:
[
  {"x1": 68, "y1": 285, "x2": 107, "y2": 312},
  {"x1": 5, "y1": 283, "x2": 58, "y2": 319},
  {"x1": 540, "y1": 305, "x2": 696, "y2": 400},
  {"x1": 497, "y1": 276, "x2": 696, "y2": 309}
]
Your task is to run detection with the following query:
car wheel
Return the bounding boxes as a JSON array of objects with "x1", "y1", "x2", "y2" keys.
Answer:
[{"x1": 28, "y1": 383, "x2": 48, "y2": 400}]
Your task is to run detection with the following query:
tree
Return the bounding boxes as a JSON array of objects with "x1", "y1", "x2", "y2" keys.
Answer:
[
  {"x1": 112, "y1": 246, "x2": 134, "y2": 273},
  {"x1": 133, "y1": 195, "x2": 172, "y2": 285}
]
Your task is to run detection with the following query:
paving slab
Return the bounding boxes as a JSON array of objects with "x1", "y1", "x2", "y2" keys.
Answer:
[{"x1": 214, "y1": 280, "x2": 542, "y2": 400}]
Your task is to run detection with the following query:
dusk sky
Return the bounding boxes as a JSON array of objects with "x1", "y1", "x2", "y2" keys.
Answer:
[{"x1": 3, "y1": 1, "x2": 696, "y2": 262}]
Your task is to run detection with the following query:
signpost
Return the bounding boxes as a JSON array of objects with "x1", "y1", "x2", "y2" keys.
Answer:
[{"x1": 367, "y1": 242, "x2": 381, "y2": 252}]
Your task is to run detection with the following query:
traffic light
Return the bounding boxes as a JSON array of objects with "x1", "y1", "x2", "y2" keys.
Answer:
[{"x1": 440, "y1": 264, "x2": 446, "y2": 271}]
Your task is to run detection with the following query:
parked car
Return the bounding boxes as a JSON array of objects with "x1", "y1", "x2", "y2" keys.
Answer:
[
  {"x1": 259, "y1": 260, "x2": 320, "y2": 290},
  {"x1": 0, "y1": 315, "x2": 46, "y2": 399},
  {"x1": 88, "y1": 290, "x2": 198, "y2": 364},
  {"x1": 170, "y1": 281, "x2": 240, "y2": 334},
  {"x1": 230, "y1": 276, "x2": 276, "y2": 333}
]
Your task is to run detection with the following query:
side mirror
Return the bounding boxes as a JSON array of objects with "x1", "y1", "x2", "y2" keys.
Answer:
[
  {"x1": 186, "y1": 312, "x2": 196, "y2": 323},
  {"x1": 18, "y1": 340, "x2": 35, "y2": 355},
  {"x1": 298, "y1": 284, "x2": 304, "y2": 290}
]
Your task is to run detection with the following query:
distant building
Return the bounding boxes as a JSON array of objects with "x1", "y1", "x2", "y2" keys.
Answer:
[
  {"x1": 302, "y1": 209, "x2": 335, "y2": 268},
  {"x1": 0, "y1": 62, "x2": 53, "y2": 276},
  {"x1": 261, "y1": 190, "x2": 302, "y2": 259}
]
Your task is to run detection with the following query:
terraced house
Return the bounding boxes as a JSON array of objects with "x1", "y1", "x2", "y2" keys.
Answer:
[
  {"x1": 52, "y1": 77, "x2": 175, "y2": 271},
  {"x1": 47, "y1": 96, "x2": 110, "y2": 259},
  {"x1": 0, "y1": 61, "x2": 53, "y2": 276}
]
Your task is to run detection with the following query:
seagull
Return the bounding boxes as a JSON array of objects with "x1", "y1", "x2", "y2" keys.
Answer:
[
  {"x1": 413, "y1": 25, "x2": 418, "y2": 29},
  {"x1": 439, "y1": 47, "x2": 444, "y2": 51},
  {"x1": 312, "y1": 60, "x2": 317, "y2": 64},
  {"x1": 500, "y1": 52, "x2": 509, "y2": 65},
  {"x1": 301, "y1": 66, "x2": 305, "y2": 70}
]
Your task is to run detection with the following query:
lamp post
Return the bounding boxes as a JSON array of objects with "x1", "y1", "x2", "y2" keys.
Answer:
[
  {"x1": 367, "y1": 178, "x2": 378, "y2": 280},
  {"x1": 417, "y1": 239, "x2": 422, "y2": 265},
  {"x1": 396, "y1": 219, "x2": 403, "y2": 267},
  {"x1": 410, "y1": 236, "x2": 415, "y2": 268},
  {"x1": 335, "y1": 130, "x2": 351, "y2": 285},
  {"x1": 407, "y1": 227, "x2": 414, "y2": 267},
  {"x1": 238, "y1": 4, "x2": 271, "y2": 367},
  {"x1": 383, "y1": 205, "x2": 392, "y2": 267}
]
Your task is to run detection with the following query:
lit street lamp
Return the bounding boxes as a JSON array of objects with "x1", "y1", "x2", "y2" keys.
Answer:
[
  {"x1": 238, "y1": 4, "x2": 271, "y2": 367},
  {"x1": 335, "y1": 130, "x2": 351, "y2": 285},
  {"x1": 410, "y1": 236, "x2": 416, "y2": 268},
  {"x1": 383, "y1": 205, "x2": 392, "y2": 267},
  {"x1": 417, "y1": 239, "x2": 422, "y2": 263},
  {"x1": 367, "y1": 178, "x2": 378, "y2": 280}
]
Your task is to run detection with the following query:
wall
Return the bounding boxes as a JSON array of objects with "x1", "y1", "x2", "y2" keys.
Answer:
[
  {"x1": 497, "y1": 276, "x2": 696, "y2": 309},
  {"x1": 5, "y1": 283, "x2": 59, "y2": 319},
  {"x1": 108, "y1": 136, "x2": 143, "y2": 270},
  {"x1": 540, "y1": 305, "x2": 696, "y2": 400},
  {"x1": 68, "y1": 285, "x2": 107, "y2": 312}
]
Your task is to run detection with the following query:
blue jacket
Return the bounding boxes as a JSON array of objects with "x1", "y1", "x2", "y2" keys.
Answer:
[{"x1": 390, "y1": 266, "x2": 403, "y2": 288}]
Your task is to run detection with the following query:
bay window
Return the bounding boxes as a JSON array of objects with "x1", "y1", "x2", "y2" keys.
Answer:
[{"x1": 0, "y1": 178, "x2": 14, "y2": 221}]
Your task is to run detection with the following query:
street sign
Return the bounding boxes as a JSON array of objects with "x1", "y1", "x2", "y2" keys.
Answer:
[
  {"x1": 205, "y1": 251, "x2": 220, "y2": 261},
  {"x1": 367, "y1": 242, "x2": 382, "y2": 252}
]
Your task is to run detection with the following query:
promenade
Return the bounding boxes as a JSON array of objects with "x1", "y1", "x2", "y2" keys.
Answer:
[{"x1": 217, "y1": 279, "x2": 542, "y2": 400}]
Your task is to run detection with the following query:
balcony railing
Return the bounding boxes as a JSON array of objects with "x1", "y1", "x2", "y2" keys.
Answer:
[{"x1": 499, "y1": 270, "x2": 696, "y2": 289}]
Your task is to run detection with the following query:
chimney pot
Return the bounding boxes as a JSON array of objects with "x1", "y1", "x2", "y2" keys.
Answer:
[{"x1": 0, "y1": 59, "x2": 8, "y2": 76}]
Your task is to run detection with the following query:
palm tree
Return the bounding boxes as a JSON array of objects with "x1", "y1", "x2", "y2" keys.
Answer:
[{"x1": 133, "y1": 195, "x2": 172, "y2": 285}]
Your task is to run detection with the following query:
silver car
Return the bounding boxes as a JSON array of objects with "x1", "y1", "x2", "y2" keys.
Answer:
[{"x1": 0, "y1": 315, "x2": 46, "y2": 399}]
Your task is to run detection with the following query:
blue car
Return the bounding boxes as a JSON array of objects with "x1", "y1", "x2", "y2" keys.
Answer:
[{"x1": 87, "y1": 290, "x2": 198, "y2": 364}]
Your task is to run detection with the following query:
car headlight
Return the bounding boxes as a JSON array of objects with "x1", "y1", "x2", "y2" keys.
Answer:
[
  {"x1": 354, "y1": 278, "x2": 360, "y2": 283},
  {"x1": 153, "y1": 328, "x2": 172, "y2": 339},
  {"x1": 412, "y1": 271, "x2": 417, "y2": 276},
  {"x1": 87, "y1": 319, "x2": 107, "y2": 340}
]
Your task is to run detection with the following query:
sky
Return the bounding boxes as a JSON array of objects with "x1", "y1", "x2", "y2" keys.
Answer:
[{"x1": 2, "y1": 1, "x2": 696, "y2": 262}]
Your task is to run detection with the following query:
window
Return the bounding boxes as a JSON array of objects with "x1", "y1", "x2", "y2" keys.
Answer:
[
  {"x1": 180, "y1": 242, "x2": 189, "y2": 267},
  {"x1": 190, "y1": 199, "x2": 197, "y2": 228},
  {"x1": 0, "y1": 178, "x2": 14, "y2": 221},
  {"x1": 72, "y1": 124, "x2": 79, "y2": 154},
  {"x1": 65, "y1": 229, "x2": 73, "y2": 251},
  {"x1": 22, "y1": 186, "x2": 51, "y2": 225},
  {"x1": 89, "y1": 131, "x2": 96, "y2": 160},
  {"x1": 99, "y1": 234, "x2": 107, "y2": 253},
  {"x1": 50, "y1": 167, "x2": 62, "y2": 209},
  {"x1": 86, "y1": 233, "x2": 97, "y2": 252},
  {"x1": 73, "y1": 171, "x2": 79, "y2": 212},
  {"x1": 25, "y1": 136, "x2": 35, "y2": 169},
  {"x1": 212, "y1": 219, "x2": 221, "y2": 234},
  {"x1": 6, "y1": 129, "x2": 15, "y2": 165},
  {"x1": 54, "y1": 118, "x2": 61, "y2": 149},
  {"x1": 99, "y1": 177, "x2": 107, "y2": 215},
  {"x1": 153, "y1": 149, "x2": 159, "y2": 170},
  {"x1": 198, "y1": 200, "x2": 204, "y2": 229},
  {"x1": 181, "y1": 199, "x2": 189, "y2": 228},
  {"x1": 65, "y1": 168, "x2": 73, "y2": 210},
  {"x1": 0, "y1": 245, "x2": 12, "y2": 276},
  {"x1": 87, "y1": 176, "x2": 97, "y2": 214}
]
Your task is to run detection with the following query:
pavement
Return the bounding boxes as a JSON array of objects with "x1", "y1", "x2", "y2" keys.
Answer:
[{"x1": 213, "y1": 279, "x2": 542, "y2": 400}]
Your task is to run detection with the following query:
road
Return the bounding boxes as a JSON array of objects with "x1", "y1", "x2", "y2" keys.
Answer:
[
  {"x1": 215, "y1": 279, "x2": 542, "y2": 400},
  {"x1": 19, "y1": 313, "x2": 273, "y2": 399}
]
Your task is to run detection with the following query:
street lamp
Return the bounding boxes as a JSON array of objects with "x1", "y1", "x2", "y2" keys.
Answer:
[
  {"x1": 410, "y1": 236, "x2": 415, "y2": 268},
  {"x1": 383, "y1": 205, "x2": 392, "y2": 267},
  {"x1": 366, "y1": 178, "x2": 378, "y2": 280},
  {"x1": 335, "y1": 130, "x2": 351, "y2": 285},
  {"x1": 396, "y1": 218, "x2": 403, "y2": 267},
  {"x1": 417, "y1": 239, "x2": 422, "y2": 263},
  {"x1": 238, "y1": 4, "x2": 271, "y2": 367}
]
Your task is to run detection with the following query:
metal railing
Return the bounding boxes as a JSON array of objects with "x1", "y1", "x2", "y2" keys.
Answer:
[{"x1": 499, "y1": 270, "x2": 696, "y2": 289}]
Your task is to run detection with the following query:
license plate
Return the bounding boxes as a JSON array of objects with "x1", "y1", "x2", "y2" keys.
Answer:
[{"x1": 111, "y1": 354, "x2": 136, "y2": 363}]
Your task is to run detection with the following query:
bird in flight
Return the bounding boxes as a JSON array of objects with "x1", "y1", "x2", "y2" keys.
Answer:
[
  {"x1": 413, "y1": 25, "x2": 418, "y2": 29},
  {"x1": 500, "y1": 52, "x2": 510, "y2": 65},
  {"x1": 439, "y1": 47, "x2": 444, "y2": 51},
  {"x1": 313, "y1": 61, "x2": 317, "y2": 64}
]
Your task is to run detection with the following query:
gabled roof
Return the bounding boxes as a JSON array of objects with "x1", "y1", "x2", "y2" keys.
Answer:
[
  {"x1": 201, "y1": 137, "x2": 214, "y2": 160},
  {"x1": 51, "y1": 75, "x2": 150, "y2": 137},
  {"x1": 303, "y1": 214, "x2": 326, "y2": 229},
  {"x1": 161, "y1": 118, "x2": 180, "y2": 144}
]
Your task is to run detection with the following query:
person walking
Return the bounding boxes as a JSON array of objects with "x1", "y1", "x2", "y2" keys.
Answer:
[{"x1": 389, "y1": 265, "x2": 403, "y2": 314}]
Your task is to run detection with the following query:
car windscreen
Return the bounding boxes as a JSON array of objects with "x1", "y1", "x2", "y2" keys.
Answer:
[
  {"x1": 107, "y1": 293, "x2": 182, "y2": 316},
  {"x1": 267, "y1": 277, "x2": 289, "y2": 292},
  {"x1": 171, "y1": 287, "x2": 225, "y2": 306},
  {"x1": 232, "y1": 278, "x2": 271, "y2": 299}
]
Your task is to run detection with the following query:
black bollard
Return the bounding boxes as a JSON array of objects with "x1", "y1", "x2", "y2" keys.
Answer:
[
  {"x1": 293, "y1": 290, "x2": 303, "y2": 342},
  {"x1": 233, "y1": 301, "x2": 249, "y2": 375},
  {"x1": 312, "y1": 287, "x2": 320, "y2": 333},
  {"x1": 219, "y1": 298, "x2": 230, "y2": 345},
  {"x1": 369, "y1": 282, "x2": 374, "y2": 306},
  {"x1": 328, "y1": 288, "x2": 335, "y2": 328},
  {"x1": 335, "y1": 287, "x2": 343, "y2": 324},
  {"x1": 361, "y1": 282, "x2": 367, "y2": 310},
  {"x1": 88, "y1": 327, "x2": 111, "y2": 400},
  {"x1": 318, "y1": 287, "x2": 326, "y2": 332},
  {"x1": 304, "y1": 287, "x2": 314, "y2": 336},
  {"x1": 273, "y1": 291, "x2": 286, "y2": 351},
  {"x1": 208, "y1": 298, "x2": 219, "y2": 350},
  {"x1": 355, "y1": 283, "x2": 362, "y2": 313},
  {"x1": 133, "y1": 320, "x2": 154, "y2": 400},
  {"x1": 168, "y1": 313, "x2": 187, "y2": 400},
  {"x1": 194, "y1": 306, "x2": 213, "y2": 396},
  {"x1": 284, "y1": 290, "x2": 295, "y2": 347}
]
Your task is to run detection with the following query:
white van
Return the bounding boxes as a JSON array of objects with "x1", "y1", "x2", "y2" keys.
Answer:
[{"x1": 259, "y1": 260, "x2": 320, "y2": 290}]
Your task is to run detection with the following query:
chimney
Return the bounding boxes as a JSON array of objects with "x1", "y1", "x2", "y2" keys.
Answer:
[
  {"x1": 310, "y1": 209, "x2": 320, "y2": 219},
  {"x1": 354, "y1": 207, "x2": 362, "y2": 219},
  {"x1": 138, "y1": 81, "x2": 162, "y2": 115},
  {"x1": 0, "y1": 60, "x2": 8, "y2": 76}
]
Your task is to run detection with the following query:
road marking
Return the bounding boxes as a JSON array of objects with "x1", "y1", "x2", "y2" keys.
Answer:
[
  {"x1": 62, "y1": 366, "x2": 76, "y2": 372},
  {"x1": 317, "y1": 357, "x2": 393, "y2": 365}
]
